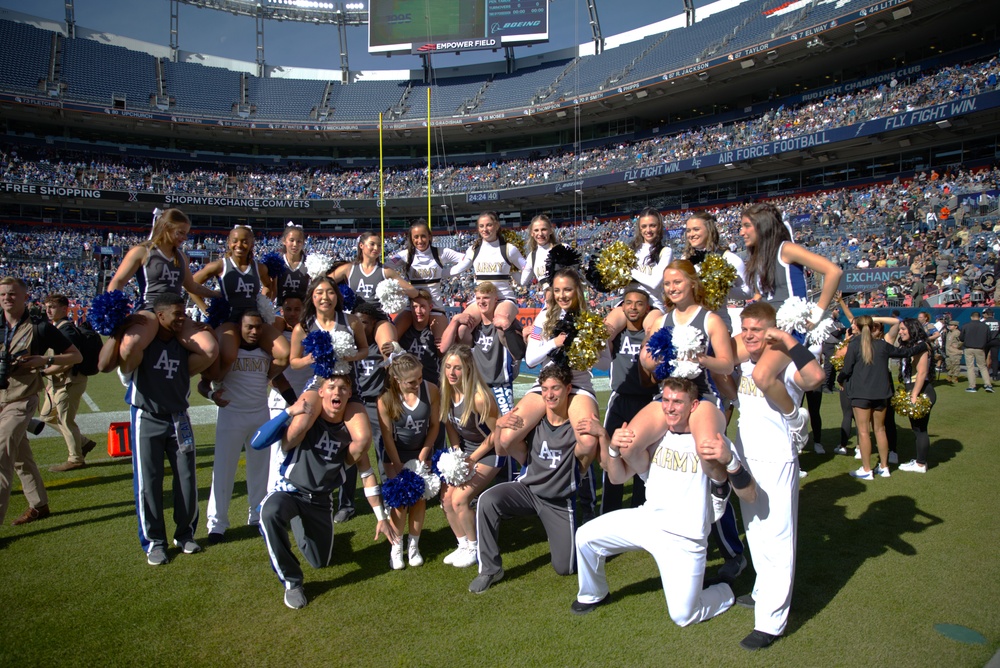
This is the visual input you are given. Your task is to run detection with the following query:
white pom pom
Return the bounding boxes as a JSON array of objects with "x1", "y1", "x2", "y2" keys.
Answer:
[
  {"x1": 332, "y1": 360, "x2": 352, "y2": 376},
  {"x1": 305, "y1": 254, "x2": 333, "y2": 280},
  {"x1": 255, "y1": 293, "x2": 276, "y2": 324},
  {"x1": 330, "y1": 329, "x2": 358, "y2": 359},
  {"x1": 671, "y1": 359, "x2": 703, "y2": 379},
  {"x1": 375, "y1": 279, "x2": 409, "y2": 314},
  {"x1": 404, "y1": 460, "x2": 440, "y2": 500},
  {"x1": 776, "y1": 296, "x2": 814, "y2": 334},
  {"x1": 671, "y1": 325, "x2": 705, "y2": 357},
  {"x1": 437, "y1": 449, "x2": 473, "y2": 486},
  {"x1": 807, "y1": 317, "x2": 837, "y2": 346}
]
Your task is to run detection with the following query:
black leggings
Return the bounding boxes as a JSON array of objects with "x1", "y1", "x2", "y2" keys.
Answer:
[
  {"x1": 906, "y1": 382, "x2": 937, "y2": 465},
  {"x1": 805, "y1": 389, "x2": 822, "y2": 442},
  {"x1": 839, "y1": 389, "x2": 853, "y2": 447}
]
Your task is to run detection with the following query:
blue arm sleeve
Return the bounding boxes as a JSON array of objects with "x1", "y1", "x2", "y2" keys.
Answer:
[{"x1": 250, "y1": 410, "x2": 292, "y2": 450}]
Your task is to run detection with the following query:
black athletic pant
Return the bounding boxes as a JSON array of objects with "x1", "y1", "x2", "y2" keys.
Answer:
[{"x1": 260, "y1": 489, "x2": 335, "y2": 589}]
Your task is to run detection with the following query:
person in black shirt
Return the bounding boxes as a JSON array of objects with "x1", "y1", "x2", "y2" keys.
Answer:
[{"x1": 960, "y1": 311, "x2": 994, "y2": 392}]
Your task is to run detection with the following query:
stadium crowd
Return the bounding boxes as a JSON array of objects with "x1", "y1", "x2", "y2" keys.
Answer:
[{"x1": 2, "y1": 57, "x2": 998, "y2": 201}]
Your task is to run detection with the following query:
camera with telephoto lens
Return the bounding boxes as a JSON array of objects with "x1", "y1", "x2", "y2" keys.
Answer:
[{"x1": 0, "y1": 348, "x2": 11, "y2": 390}]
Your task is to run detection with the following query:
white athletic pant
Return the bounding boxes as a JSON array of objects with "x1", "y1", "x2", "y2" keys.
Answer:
[
  {"x1": 575, "y1": 507, "x2": 734, "y2": 627},
  {"x1": 207, "y1": 406, "x2": 271, "y2": 533},
  {"x1": 738, "y1": 457, "x2": 799, "y2": 636}
]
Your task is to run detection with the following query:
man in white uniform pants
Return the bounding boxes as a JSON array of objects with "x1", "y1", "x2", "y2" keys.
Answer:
[
  {"x1": 571, "y1": 377, "x2": 747, "y2": 626},
  {"x1": 719, "y1": 301, "x2": 824, "y2": 650},
  {"x1": 206, "y1": 311, "x2": 276, "y2": 543}
]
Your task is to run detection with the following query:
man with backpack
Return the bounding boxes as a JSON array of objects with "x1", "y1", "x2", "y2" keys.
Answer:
[{"x1": 40, "y1": 294, "x2": 99, "y2": 472}]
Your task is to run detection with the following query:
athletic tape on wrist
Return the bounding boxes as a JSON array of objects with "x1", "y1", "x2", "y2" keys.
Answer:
[
  {"x1": 359, "y1": 468, "x2": 375, "y2": 480},
  {"x1": 364, "y1": 485, "x2": 381, "y2": 497},
  {"x1": 608, "y1": 446, "x2": 621, "y2": 459},
  {"x1": 725, "y1": 455, "x2": 742, "y2": 473},
  {"x1": 373, "y1": 505, "x2": 388, "y2": 522}
]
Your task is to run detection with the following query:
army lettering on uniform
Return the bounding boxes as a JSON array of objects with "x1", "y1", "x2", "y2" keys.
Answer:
[
  {"x1": 476, "y1": 262, "x2": 504, "y2": 273},
  {"x1": 650, "y1": 443, "x2": 700, "y2": 473},
  {"x1": 738, "y1": 374, "x2": 765, "y2": 399}
]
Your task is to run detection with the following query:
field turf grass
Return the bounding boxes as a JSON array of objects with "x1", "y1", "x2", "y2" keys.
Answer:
[{"x1": 1, "y1": 371, "x2": 998, "y2": 667}]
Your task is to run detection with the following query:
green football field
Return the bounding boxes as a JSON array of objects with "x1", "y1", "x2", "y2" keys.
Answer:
[{"x1": 1, "y1": 369, "x2": 998, "y2": 667}]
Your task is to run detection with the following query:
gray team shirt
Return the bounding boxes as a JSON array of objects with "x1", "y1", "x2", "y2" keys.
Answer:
[
  {"x1": 348, "y1": 263, "x2": 388, "y2": 302},
  {"x1": 610, "y1": 326, "x2": 656, "y2": 398},
  {"x1": 356, "y1": 339, "x2": 386, "y2": 403},
  {"x1": 399, "y1": 325, "x2": 440, "y2": 384},
  {"x1": 279, "y1": 416, "x2": 352, "y2": 496},
  {"x1": 125, "y1": 336, "x2": 190, "y2": 415},
  {"x1": 471, "y1": 321, "x2": 521, "y2": 387},
  {"x1": 136, "y1": 248, "x2": 184, "y2": 311},
  {"x1": 517, "y1": 417, "x2": 578, "y2": 501}
]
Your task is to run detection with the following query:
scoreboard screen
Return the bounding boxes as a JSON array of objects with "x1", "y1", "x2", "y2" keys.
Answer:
[{"x1": 368, "y1": 0, "x2": 549, "y2": 54}]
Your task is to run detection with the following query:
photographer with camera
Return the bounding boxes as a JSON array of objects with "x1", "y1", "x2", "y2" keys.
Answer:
[
  {"x1": 1, "y1": 278, "x2": 82, "y2": 526},
  {"x1": 39, "y1": 294, "x2": 98, "y2": 472}
]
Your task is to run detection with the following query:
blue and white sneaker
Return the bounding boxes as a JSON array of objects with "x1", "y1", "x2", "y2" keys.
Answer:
[{"x1": 849, "y1": 466, "x2": 873, "y2": 481}]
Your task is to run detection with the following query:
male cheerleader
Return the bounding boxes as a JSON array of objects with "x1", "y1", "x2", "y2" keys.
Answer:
[
  {"x1": 251, "y1": 373, "x2": 398, "y2": 609},
  {"x1": 110, "y1": 293, "x2": 215, "y2": 565},
  {"x1": 206, "y1": 311, "x2": 279, "y2": 543},
  {"x1": 267, "y1": 295, "x2": 313, "y2": 492},
  {"x1": 469, "y1": 364, "x2": 598, "y2": 593},
  {"x1": 719, "y1": 302, "x2": 824, "y2": 650},
  {"x1": 571, "y1": 378, "x2": 745, "y2": 626}
]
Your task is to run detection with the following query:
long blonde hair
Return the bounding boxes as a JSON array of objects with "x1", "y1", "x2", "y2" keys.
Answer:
[
  {"x1": 439, "y1": 344, "x2": 496, "y2": 427},
  {"x1": 380, "y1": 352, "x2": 422, "y2": 423},
  {"x1": 526, "y1": 214, "x2": 558, "y2": 254},
  {"x1": 682, "y1": 212, "x2": 722, "y2": 257},
  {"x1": 145, "y1": 208, "x2": 190, "y2": 266},
  {"x1": 661, "y1": 259, "x2": 707, "y2": 310},
  {"x1": 855, "y1": 315, "x2": 876, "y2": 365},
  {"x1": 543, "y1": 268, "x2": 587, "y2": 339}
]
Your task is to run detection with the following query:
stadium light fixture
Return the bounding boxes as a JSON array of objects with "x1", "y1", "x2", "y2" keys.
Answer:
[
  {"x1": 854, "y1": 21, "x2": 867, "y2": 33},
  {"x1": 936, "y1": 120, "x2": 952, "y2": 129}
]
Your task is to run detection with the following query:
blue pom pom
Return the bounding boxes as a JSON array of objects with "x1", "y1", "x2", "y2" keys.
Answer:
[
  {"x1": 646, "y1": 327, "x2": 676, "y2": 382},
  {"x1": 207, "y1": 298, "x2": 231, "y2": 329},
  {"x1": 260, "y1": 252, "x2": 287, "y2": 279},
  {"x1": 338, "y1": 283, "x2": 357, "y2": 312},
  {"x1": 382, "y1": 468, "x2": 425, "y2": 508},
  {"x1": 301, "y1": 329, "x2": 339, "y2": 378},
  {"x1": 89, "y1": 291, "x2": 132, "y2": 336}
]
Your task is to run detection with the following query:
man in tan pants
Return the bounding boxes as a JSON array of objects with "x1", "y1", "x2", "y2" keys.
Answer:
[
  {"x1": 40, "y1": 295, "x2": 96, "y2": 472},
  {"x1": 943, "y1": 320, "x2": 963, "y2": 383},
  {"x1": 1, "y1": 278, "x2": 81, "y2": 526}
]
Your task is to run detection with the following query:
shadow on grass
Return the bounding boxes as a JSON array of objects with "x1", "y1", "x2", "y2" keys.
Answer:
[
  {"x1": 4, "y1": 508, "x2": 137, "y2": 544},
  {"x1": 788, "y1": 477, "x2": 944, "y2": 635}
]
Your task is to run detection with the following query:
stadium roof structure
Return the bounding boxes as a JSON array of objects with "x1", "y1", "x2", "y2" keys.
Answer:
[{"x1": 175, "y1": 0, "x2": 367, "y2": 24}]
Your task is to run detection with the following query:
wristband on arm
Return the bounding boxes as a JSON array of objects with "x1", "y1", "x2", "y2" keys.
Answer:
[{"x1": 788, "y1": 344, "x2": 816, "y2": 371}]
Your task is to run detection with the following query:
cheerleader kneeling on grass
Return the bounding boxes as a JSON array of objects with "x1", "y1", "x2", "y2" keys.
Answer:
[
  {"x1": 378, "y1": 352, "x2": 440, "y2": 571},
  {"x1": 439, "y1": 344, "x2": 502, "y2": 569}
]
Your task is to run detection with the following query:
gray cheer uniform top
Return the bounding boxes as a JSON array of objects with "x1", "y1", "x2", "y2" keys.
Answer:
[
  {"x1": 662, "y1": 307, "x2": 714, "y2": 401},
  {"x1": 219, "y1": 256, "x2": 262, "y2": 315},
  {"x1": 278, "y1": 417, "x2": 352, "y2": 496},
  {"x1": 356, "y1": 339, "x2": 386, "y2": 404},
  {"x1": 448, "y1": 394, "x2": 500, "y2": 468},
  {"x1": 387, "y1": 381, "x2": 433, "y2": 463},
  {"x1": 348, "y1": 263, "x2": 388, "y2": 302},
  {"x1": 125, "y1": 336, "x2": 190, "y2": 415},
  {"x1": 135, "y1": 248, "x2": 185, "y2": 311},
  {"x1": 277, "y1": 256, "x2": 309, "y2": 302},
  {"x1": 399, "y1": 324, "x2": 441, "y2": 384},
  {"x1": 610, "y1": 326, "x2": 656, "y2": 399},
  {"x1": 517, "y1": 417, "x2": 578, "y2": 502},
  {"x1": 472, "y1": 321, "x2": 522, "y2": 388}
]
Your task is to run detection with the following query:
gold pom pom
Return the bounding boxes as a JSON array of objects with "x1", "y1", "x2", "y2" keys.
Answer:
[
  {"x1": 830, "y1": 340, "x2": 848, "y2": 371},
  {"x1": 890, "y1": 387, "x2": 932, "y2": 419},
  {"x1": 698, "y1": 253, "x2": 739, "y2": 312},
  {"x1": 499, "y1": 229, "x2": 526, "y2": 258},
  {"x1": 596, "y1": 241, "x2": 637, "y2": 291},
  {"x1": 567, "y1": 311, "x2": 609, "y2": 371}
]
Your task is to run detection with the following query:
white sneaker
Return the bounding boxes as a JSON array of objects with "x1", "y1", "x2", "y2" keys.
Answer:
[
  {"x1": 798, "y1": 469, "x2": 808, "y2": 479},
  {"x1": 854, "y1": 448, "x2": 862, "y2": 460},
  {"x1": 813, "y1": 443, "x2": 826, "y2": 455},
  {"x1": 443, "y1": 546, "x2": 465, "y2": 565},
  {"x1": 874, "y1": 464, "x2": 891, "y2": 478},
  {"x1": 784, "y1": 407, "x2": 810, "y2": 450},
  {"x1": 849, "y1": 466, "x2": 874, "y2": 481},
  {"x1": 833, "y1": 446, "x2": 849, "y2": 456},
  {"x1": 451, "y1": 545, "x2": 479, "y2": 568},
  {"x1": 710, "y1": 483, "x2": 731, "y2": 523},
  {"x1": 888, "y1": 452, "x2": 899, "y2": 464},
  {"x1": 390, "y1": 544, "x2": 405, "y2": 570},
  {"x1": 898, "y1": 459, "x2": 927, "y2": 473},
  {"x1": 408, "y1": 542, "x2": 424, "y2": 568}
]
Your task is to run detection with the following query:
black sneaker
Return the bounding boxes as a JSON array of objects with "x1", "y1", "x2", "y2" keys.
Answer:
[
  {"x1": 207, "y1": 532, "x2": 225, "y2": 545},
  {"x1": 82, "y1": 440, "x2": 97, "y2": 457},
  {"x1": 334, "y1": 507, "x2": 355, "y2": 524},
  {"x1": 740, "y1": 630, "x2": 778, "y2": 650},
  {"x1": 735, "y1": 594, "x2": 755, "y2": 609},
  {"x1": 469, "y1": 569, "x2": 504, "y2": 594},
  {"x1": 717, "y1": 553, "x2": 747, "y2": 583},
  {"x1": 570, "y1": 593, "x2": 611, "y2": 615}
]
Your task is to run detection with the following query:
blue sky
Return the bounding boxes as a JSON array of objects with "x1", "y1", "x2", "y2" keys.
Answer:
[{"x1": 1, "y1": 0, "x2": 686, "y2": 71}]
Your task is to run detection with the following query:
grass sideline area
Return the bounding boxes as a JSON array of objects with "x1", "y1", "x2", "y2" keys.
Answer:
[{"x1": 1, "y1": 369, "x2": 998, "y2": 667}]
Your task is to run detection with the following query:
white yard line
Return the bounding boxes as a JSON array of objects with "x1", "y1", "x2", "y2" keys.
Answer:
[{"x1": 82, "y1": 392, "x2": 100, "y2": 412}]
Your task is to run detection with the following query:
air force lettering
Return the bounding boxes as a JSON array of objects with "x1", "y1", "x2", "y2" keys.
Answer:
[
  {"x1": 385, "y1": 382, "x2": 432, "y2": 464},
  {"x1": 278, "y1": 260, "x2": 309, "y2": 301},
  {"x1": 135, "y1": 248, "x2": 184, "y2": 310},
  {"x1": 220, "y1": 257, "x2": 262, "y2": 311},
  {"x1": 575, "y1": 429, "x2": 735, "y2": 627},
  {"x1": 398, "y1": 326, "x2": 441, "y2": 386},
  {"x1": 268, "y1": 330, "x2": 317, "y2": 490},
  {"x1": 207, "y1": 346, "x2": 273, "y2": 537},
  {"x1": 348, "y1": 264, "x2": 387, "y2": 301}
]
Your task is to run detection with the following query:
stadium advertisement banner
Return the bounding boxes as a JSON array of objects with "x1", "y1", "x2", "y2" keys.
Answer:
[{"x1": 839, "y1": 268, "x2": 911, "y2": 293}]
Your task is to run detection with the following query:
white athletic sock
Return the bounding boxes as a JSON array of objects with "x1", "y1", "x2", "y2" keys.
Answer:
[
  {"x1": 466, "y1": 540, "x2": 477, "y2": 550},
  {"x1": 409, "y1": 534, "x2": 420, "y2": 548},
  {"x1": 457, "y1": 536, "x2": 468, "y2": 548}
]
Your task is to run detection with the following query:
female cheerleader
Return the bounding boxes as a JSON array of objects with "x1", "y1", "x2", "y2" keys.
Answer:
[
  {"x1": 739, "y1": 203, "x2": 843, "y2": 446},
  {"x1": 378, "y1": 353, "x2": 440, "y2": 570},
  {"x1": 520, "y1": 214, "x2": 560, "y2": 293},
  {"x1": 388, "y1": 219, "x2": 464, "y2": 310},
  {"x1": 448, "y1": 211, "x2": 526, "y2": 332},
  {"x1": 439, "y1": 344, "x2": 502, "y2": 568},
  {"x1": 682, "y1": 211, "x2": 752, "y2": 331},
  {"x1": 271, "y1": 222, "x2": 311, "y2": 302},
  {"x1": 497, "y1": 267, "x2": 608, "y2": 462},
  {"x1": 894, "y1": 319, "x2": 936, "y2": 473},
  {"x1": 289, "y1": 275, "x2": 368, "y2": 372},
  {"x1": 603, "y1": 208, "x2": 673, "y2": 339},
  {"x1": 190, "y1": 225, "x2": 289, "y2": 391},
  {"x1": 329, "y1": 232, "x2": 418, "y2": 308},
  {"x1": 107, "y1": 208, "x2": 219, "y2": 362}
]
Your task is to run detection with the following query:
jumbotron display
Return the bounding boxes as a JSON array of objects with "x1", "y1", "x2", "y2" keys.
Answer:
[{"x1": 368, "y1": 0, "x2": 548, "y2": 54}]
